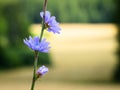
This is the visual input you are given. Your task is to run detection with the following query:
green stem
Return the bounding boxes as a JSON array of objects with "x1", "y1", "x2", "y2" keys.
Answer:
[
  {"x1": 40, "y1": 0, "x2": 48, "y2": 41},
  {"x1": 40, "y1": 21, "x2": 45, "y2": 42},
  {"x1": 30, "y1": 1, "x2": 48, "y2": 90},
  {"x1": 31, "y1": 51, "x2": 38, "y2": 90}
]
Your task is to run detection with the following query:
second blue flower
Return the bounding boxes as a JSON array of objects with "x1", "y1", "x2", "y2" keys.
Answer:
[{"x1": 23, "y1": 36, "x2": 50, "y2": 53}]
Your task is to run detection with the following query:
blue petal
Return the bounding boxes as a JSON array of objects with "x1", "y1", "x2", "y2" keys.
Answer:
[{"x1": 40, "y1": 11, "x2": 51, "y2": 23}]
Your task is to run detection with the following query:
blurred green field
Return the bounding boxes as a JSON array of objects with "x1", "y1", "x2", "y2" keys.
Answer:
[
  {"x1": 0, "y1": 24, "x2": 120, "y2": 90},
  {"x1": 0, "y1": 67, "x2": 120, "y2": 90},
  {"x1": 29, "y1": 23, "x2": 118, "y2": 81}
]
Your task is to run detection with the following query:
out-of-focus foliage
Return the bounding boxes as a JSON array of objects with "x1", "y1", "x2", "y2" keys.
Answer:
[
  {"x1": 0, "y1": 0, "x2": 119, "y2": 83},
  {"x1": 0, "y1": 1, "x2": 51, "y2": 69},
  {"x1": 0, "y1": 0, "x2": 117, "y2": 69},
  {"x1": 29, "y1": 0, "x2": 115, "y2": 23},
  {"x1": 112, "y1": 0, "x2": 120, "y2": 83}
]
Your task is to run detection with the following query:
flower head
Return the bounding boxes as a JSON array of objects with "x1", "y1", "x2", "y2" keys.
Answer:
[
  {"x1": 40, "y1": 11, "x2": 61, "y2": 34},
  {"x1": 23, "y1": 36, "x2": 50, "y2": 53},
  {"x1": 37, "y1": 65, "x2": 48, "y2": 76}
]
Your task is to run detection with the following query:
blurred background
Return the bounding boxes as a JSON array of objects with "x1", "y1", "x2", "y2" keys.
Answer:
[{"x1": 0, "y1": 0, "x2": 120, "y2": 90}]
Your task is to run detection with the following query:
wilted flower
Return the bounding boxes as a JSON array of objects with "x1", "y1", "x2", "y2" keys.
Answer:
[
  {"x1": 40, "y1": 11, "x2": 61, "y2": 34},
  {"x1": 23, "y1": 36, "x2": 50, "y2": 53},
  {"x1": 37, "y1": 65, "x2": 48, "y2": 76}
]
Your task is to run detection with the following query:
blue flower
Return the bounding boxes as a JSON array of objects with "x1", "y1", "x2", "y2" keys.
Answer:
[
  {"x1": 40, "y1": 11, "x2": 61, "y2": 34},
  {"x1": 37, "y1": 65, "x2": 48, "y2": 76},
  {"x1": 23, "y1": 36, "x2": 50, "y2": 53}
]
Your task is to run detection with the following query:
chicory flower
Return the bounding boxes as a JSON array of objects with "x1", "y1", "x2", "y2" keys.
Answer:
[
  {"x1": 40, "y1": 11, "x2": 61, "y2": 34},
  {"x1": 23, "y1": 36, "x2": 50, "y2": 53},
  {"x1": 37, "y1": 65, "x2": 48, "y2": 76}
]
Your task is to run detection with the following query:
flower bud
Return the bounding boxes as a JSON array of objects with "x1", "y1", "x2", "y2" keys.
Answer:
[{"x1": 37, "y1": 65, "x2": 48, "y2": 76}]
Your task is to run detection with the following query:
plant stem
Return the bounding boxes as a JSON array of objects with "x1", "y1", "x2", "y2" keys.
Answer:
[
  {"x1": 31, "y1": 51, "x2": 38, "y2": 90},
  {"x1": 43, "y1": 0, "x2": 48, "y2": 18},
  {"x1": 40, "y1": 0, "x2": 48, "y2": 41},
  {"x1": 31, "y1": 1, "x2": 48, "y2": 90},
  {"x1": 40, "y1": 22, "x2": 45, "y2": 42}
]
